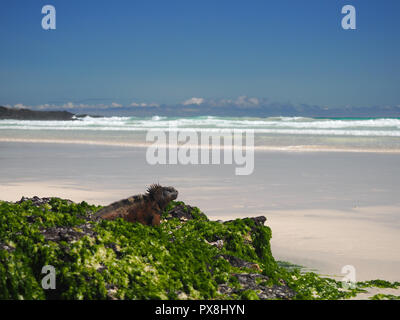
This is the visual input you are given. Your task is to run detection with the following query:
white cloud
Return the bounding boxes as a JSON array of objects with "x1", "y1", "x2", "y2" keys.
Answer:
[
  {"x1": 111, "y1": 102, "x2": 123, "y2": 108},
  {"x1": 232, "y1": 96, "x2": 260, "y2": 107},
  {"x1": 62, "y1": 102, "x2": 76, "y2": 109},
  {"x1": 248, "y1": 97, "x2": 260, "y2": 105},
  {"x1": 182, "y1": 97, "x2": 205, "y2": 106},
  {"x1": 204, "y1": 96, "x2": 263, "y2": 108}
]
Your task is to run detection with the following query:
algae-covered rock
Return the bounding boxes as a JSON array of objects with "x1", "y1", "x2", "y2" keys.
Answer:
[{"x1": 0, "y1": 197, "x2": 387, "y2": 300}]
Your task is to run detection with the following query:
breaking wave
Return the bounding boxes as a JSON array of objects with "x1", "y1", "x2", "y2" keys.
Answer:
[{"x1": 1, "y1": 116, "x2": 400, "y2": 137}]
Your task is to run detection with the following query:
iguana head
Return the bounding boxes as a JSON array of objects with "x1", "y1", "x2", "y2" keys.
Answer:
[{"x1": 147, "y1": 184, "x2": 178, "y2": 209}]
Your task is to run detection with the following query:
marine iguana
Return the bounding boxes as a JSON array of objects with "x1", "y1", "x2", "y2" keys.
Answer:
[{"x1": 94, "y1": 184, "x2": 178, "y2": 226}]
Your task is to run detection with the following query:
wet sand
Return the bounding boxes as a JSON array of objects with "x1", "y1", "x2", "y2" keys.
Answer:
[{"x1": 1, "y1": 141, "x2": 399, "y2": 283}]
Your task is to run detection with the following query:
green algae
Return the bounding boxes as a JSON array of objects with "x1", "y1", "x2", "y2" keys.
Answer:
[
  {"x1": 0, "y1": 198, "x2": 397, "y2": 300},
  {"x1": 357, "y1": 280, "x2": 400, "y2": 289},
  {"x1": 370, "y1": 294, "x2": 400, "y2": 300}
]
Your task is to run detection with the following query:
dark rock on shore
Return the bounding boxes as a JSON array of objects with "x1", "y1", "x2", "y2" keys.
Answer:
[
  {"x1": 17, "y1": 196, "x2": 74, "y2": 207},
  {"x1": 224, "y1": 216, "x2": 266, "y2": 227},
  {"x1": 219, "y1": 273, "x2": 296, "y2": 300},
  {"x1": 40, "y1": 223, "x2": 96, "y2": 242},
  {"x1": 0, "y1": 106, "x2": 75, "y2": 120},
  {"x1": 217, "y1": 254, "x2": 262, "y2": 271},
  {"x1": 165, "y1": 203, "x2": 208, "y2": 221}
]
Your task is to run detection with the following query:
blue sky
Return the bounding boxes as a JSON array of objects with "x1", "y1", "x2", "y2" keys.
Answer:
[{"x1": 0, "y1": 0, "x2": 399, "y2": 109}]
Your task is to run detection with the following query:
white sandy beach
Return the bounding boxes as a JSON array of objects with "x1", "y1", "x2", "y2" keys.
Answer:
[{"x1": 1, "y1": 140, "x2": 399, "y2": 285}]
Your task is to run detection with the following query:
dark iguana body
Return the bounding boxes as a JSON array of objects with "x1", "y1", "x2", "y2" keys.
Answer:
[{"x1": 94, "y1": 185, "x2": 178, "y2": 226}]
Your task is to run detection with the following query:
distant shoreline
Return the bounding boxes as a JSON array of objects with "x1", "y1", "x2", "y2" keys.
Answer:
[
  {"x1": 0, "y1": 106, "x2": 96, "y2": 121},
  {"x1": 0, "y1": 106, "x2": 76, "y2": 120}
]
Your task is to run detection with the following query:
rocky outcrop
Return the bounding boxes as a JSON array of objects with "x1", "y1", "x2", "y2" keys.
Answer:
[
  {"x1": 0, "y1": 106, "x2": 75, "y2": 120},
  {"x1": 10, "y1": 196, "x2": 295, "y2": 300}
]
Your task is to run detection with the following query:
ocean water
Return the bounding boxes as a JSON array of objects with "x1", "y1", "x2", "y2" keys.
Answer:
[{"x1": 1, "y1": 116, "x2": 400, "y2": 151}]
